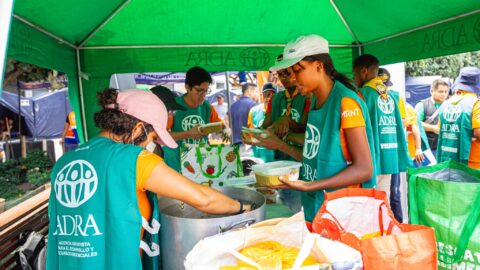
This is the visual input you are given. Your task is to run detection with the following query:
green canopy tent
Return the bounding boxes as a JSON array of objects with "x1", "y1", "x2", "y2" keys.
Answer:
[{"x1": 2, "y1": 0, "x2": 480, "y2": 142}]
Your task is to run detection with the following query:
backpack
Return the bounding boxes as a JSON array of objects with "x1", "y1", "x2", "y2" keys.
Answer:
[{"x1": 15, "y1": 230, "x2": 46, "y2": 270}]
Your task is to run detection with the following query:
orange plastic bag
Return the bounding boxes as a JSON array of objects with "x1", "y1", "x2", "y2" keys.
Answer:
[{"x1": 312, "y1": 188, "x2": 437, "y2": 270}]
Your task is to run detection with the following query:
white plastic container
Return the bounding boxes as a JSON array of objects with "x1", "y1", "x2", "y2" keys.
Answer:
[
  {"x1": 251, "y1": 161, "x2": 302, "y2": 186},
  {"x1": 225, "y1": 175, "x2": 256, "y2": 189}
]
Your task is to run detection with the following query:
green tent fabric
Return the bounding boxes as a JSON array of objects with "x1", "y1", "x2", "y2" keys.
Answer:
[{"x1": 3, "y1": 0, "x2": 480, "y2": 141}]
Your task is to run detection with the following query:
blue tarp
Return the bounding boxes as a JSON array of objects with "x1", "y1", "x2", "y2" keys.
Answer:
[{"x1": 0, "y1": 88, "x2": 70, "y2": 138}]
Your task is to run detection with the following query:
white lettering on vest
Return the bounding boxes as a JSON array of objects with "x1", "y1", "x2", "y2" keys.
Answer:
[
  {"x1": 54, "y1": 214, "x2": 103, "y2": 236},
  {"x1": 441, "y1": 146, "x2": 458, "y2": 153},
  {"x1": 441, "y1": 123, "x2": 460, "y2": 133},
  {"x1": 378, "y1": 115, "x2": 397, "y2": 126},
  {"x1": 381, "y1": 143, "x2": 398, "y2": 149},
  {"x1": 302, "y1": 163, "x2": 317, "y2": 181},
  {"x1": 341, "y1": 108, "x2": 360, "y2": 118}
]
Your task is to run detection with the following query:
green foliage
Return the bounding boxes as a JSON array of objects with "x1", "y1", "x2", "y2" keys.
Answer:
[
  {"x1": 405, "y1": 52, "x2": 480, "y2": 79},
  {"x1": 0, "y1": 150, "x2": 53, "y2": 199}
]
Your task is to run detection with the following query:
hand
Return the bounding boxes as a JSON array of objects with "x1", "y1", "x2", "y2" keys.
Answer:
[
  {"x1": 414, "y1": 149, "x2": 425, "y2": 164},
  {"x1": 269, "y1": 116, "x2": 291, "y2": 138},
  {"x1": 243, "y1": 203, "x2": 253, "y2": 212},
  {"x1": 278, "y1": 176, "x2": 311, "y2": 192},
  {"x1": 250, "y1": 129, "x2": 284, "y2": 150},
  {"x1": 188, "y1": 124, "x2": 207, "y2": 139},
  {"x1": 432, "y1": 126, "x2": 440, "y2": 134}
]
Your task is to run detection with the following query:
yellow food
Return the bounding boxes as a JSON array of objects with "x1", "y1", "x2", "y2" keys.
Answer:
[{"x1": 220, "y1": 241, "x2": 319, "y2": 270}]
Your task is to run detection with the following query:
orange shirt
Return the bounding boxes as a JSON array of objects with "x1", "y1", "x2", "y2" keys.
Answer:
[
  {"x1": 340, "y1": 97, "x2": 366, "y2": 162},
  {"x1": 469, "y1": 100, "x2": 480, "y2": 169},
  {"x1": 136, "y1": 150, "x2": 163, "y2": 237}
]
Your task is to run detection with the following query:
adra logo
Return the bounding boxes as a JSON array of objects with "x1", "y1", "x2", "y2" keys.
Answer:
[
  {"x1": 54, "y1": 160, "x2": 98, "y2": 208},
  {"x1": 182, "y1": 115, "x2": 205, "y2": 131},
  {"x1": 377, "y1": 96, "x2": 395, "y2": 114},
  {"x1": 442, "y1": 104, "x2": 462, "y2": 123},
  {"x1": 303, "y1": 123, "x2": 320, "y2": 160},
  {"x1": 281, "y1": 108, "x2": 301, "y2": 122}
]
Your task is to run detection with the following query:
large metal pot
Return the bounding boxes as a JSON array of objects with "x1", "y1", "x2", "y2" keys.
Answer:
[{"x1": 159, "y1": 187, "x2": 266, "y2": 270}]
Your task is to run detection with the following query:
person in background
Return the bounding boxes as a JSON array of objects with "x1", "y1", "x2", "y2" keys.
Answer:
[
  {"x1": 61, "y1": 111, "x2": 80, "y2": 153},
  {"x1": 436, "y1": 67, "x2": 480, "y2": 169},
  {"x1": 246, "y1": 82, "x2": 277, "y2": 163},
  {"x1": 162, "y1": 66, "x2": 224, "y2": 172},
  {"x1": 353, "y1": 55, "x2": 410, "y2": 222},
  {"x1": 211, "y1": 94, "x2": 229, "y2": 124},
  {"x1": 47, "y1": 89, "x2": 250, "y2": 270},
  {"x1": 231, "y1": 83, "x2": 258, "y2": 148},
  {"x1": 415, "y1": 79, "x2": 449, "y2": 155},
  {"x1": 253, "y1": 35, "x2": 376, "y2": 222}
]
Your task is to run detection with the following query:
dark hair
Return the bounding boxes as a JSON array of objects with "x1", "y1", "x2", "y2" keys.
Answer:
[
  {"x1": 242, "y1": 83, "x2": 256, "y2": 94},
  {"x1": 94, "y1": 88, "x2": 154, "y2": 144},
  {"x1": 431, "y1": 79, "x2": 449, "y2": 92},
  {"x1": 303, "y1": 54, "x2": 357, "y2": 91},
  {"x1": 185, "y1": 66, "x2": 212, "y2": 87},
  {"x1": 352, "y1": 54, "x2": 379, "y2": 70}
]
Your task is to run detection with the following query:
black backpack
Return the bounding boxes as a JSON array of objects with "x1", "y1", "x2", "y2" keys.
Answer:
[{"x1": 15, "y1": 230, "x2": 46, "y2": 270}]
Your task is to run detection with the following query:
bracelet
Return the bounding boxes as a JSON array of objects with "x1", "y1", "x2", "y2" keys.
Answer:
[{"x1": 235, "y1": 199, "x2": 245, "y2": 215}]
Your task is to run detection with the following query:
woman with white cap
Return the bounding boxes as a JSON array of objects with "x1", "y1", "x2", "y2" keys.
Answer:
[
  {"x1": 46, "y1": 89, "x2": 250, "y2": 270},
  {"x1": 254, "y1": 35, "x2": 376, "y2": 221}
]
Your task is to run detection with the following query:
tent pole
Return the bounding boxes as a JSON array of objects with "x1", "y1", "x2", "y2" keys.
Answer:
[
  {"x1": 13, "y1": 14, "x2": 77, "y2": 49},
  {"x1": 0, "y1": 0, "x2": 14, "y2": 89},
  {"x1": 80, "y1": 43, "x2": 356, "y2": 50},
  {"x1": 330, "y1": 0, "x2": 360, "y2": 46},
  {"x1": 363, "y1": 9, "x2": 480, "y2": 46},
  {"x1": 78, "y1": 0, "x2": 131, "y2": 48},
  {"x1": 76, "y1": 48, "x2": 88, "y2": 142},
  {"x1": 224, "y1": 71, "x2": 233, "y2": 143}
]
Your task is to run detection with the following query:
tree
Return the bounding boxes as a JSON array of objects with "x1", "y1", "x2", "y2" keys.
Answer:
[{"x1": 405, "y1": 51, "x2": 480, "y2": 79}]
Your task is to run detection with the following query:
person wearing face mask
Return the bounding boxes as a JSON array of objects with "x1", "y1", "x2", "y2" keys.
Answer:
[
  {"x1": 252, "y1": 35, "x2": 376, "y2": 221},
  {"x1": 47, "y1": 89, "x2": 249, "y2": 270},
  {"x1": 162, "y1": 66, "x2": 226, "y2": 172}
]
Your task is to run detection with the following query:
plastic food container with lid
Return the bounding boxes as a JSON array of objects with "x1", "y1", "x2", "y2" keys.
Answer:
[{"x1": 252, "y1": 161, "x2": 302, "y2": 186}]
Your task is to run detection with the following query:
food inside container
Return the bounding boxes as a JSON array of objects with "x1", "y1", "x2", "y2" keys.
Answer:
[
  {"x1": 200, "y1": 122, "x2": 223, "y2": 134},
  {"x1": 241, "y1": 128, "x2": 268, "y2": 144},
  {"x1": 255, "y1": 187, "x2": 278, "y2": 204},
  {"x1": 252, "y1": 161, "x2": 302, "y2": 186}
]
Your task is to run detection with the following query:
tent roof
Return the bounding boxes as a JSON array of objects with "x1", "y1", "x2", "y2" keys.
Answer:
[{"x1": 14, "y1": 0, "x2": 480, "y2": 48}]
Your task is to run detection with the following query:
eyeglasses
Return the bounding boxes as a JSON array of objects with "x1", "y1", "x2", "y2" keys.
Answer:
[{"x1": 192, "y1": 86, "x2": 211, "y2": 95}]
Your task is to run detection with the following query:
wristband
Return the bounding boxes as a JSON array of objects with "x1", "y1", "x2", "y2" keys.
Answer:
[{"x1": 235, "y1": 199, "x2": 245, "y2": 215}]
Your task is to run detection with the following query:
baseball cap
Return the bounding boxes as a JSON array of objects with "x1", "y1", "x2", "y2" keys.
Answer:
[
  {"x1": 150, "y1": 85, "x2": 186, "y2": 111},
  {"x1": 262, "y1": 82, "x2": 277, "y2": 93},
  {"x1": 113, "y1": 90, "x2": 177, "y2": 148},
  {"x1": 378, "y1": 68, "x2": 393, "y2": 87},
  {"x1": 452, "y1": 67, "x2": 480, "y2": 94},
  {"x1": 270, "y1": 34, "x2": 330, "y2": 72}
]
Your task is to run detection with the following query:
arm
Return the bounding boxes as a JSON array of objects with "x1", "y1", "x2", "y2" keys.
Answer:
[
  {"x1": 261, "y1": 98, "x2": 273, "y2": 128},
  {"x1": 411, "y1": 124, "x2": 425, "y2": 163},
  {"x1": 251, "y1": 129, "x2": 303, "y2": 161},
  {"x1": 474, "y1": 128, "x2": 480, "y2": 141},
  {"x1": 280, "y1": 126, "x2": 373, "y2": 191},
  {"x1": 285, "y1": 132, "x2": 305, "y2": 145},
  {"x1": 61, "y1": 122, "x2": 69, "y2": 152},
  {"x1": 144, "y1": 161, "x2": 248, "y2": 214}
]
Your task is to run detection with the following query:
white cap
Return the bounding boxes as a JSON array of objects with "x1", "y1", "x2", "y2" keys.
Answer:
[{"x1": 270, "y1": 34, "x2": 329, "y2": 71}]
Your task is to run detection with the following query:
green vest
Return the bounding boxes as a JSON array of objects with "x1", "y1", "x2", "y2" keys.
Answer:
[
  {"x1": 250, "y1": 104, "x2": 275, "y2": 162},
  {"x1": 436, "y1": 95, "x2": 477, "y2": 165},
  {"x1": 163, "y1": 95, "x2": 212, "y2": 171},
  {"x1": 301, "y1": 81, "x2": 377, "y2": 222},
  {"x1": 47, "y1": 137, "x2": 160, "y2": 270},
  {"x1": 270, "y1": 91, "x2": 308, "y2": 161},
  {"x1": 359, "y1": 84, "x2": 410, "y2": 174}
]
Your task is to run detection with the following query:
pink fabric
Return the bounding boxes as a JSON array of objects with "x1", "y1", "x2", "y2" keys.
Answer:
[{"x1": 116, "y1": 90, "x2": 177, "y2": 148}]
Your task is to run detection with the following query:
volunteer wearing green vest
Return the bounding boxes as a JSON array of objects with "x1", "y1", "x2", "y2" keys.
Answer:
[
  {"x1": 162, "y1": 66, "x2": 224, "y2": 172},
  {"x1": 247, "y1": 82, "x2": 277, "y2": 162},
  {"x1": 47, "y1": 89, "x2": 249, "y2": 270},
  {"x1": 437, "y1": 67, "x2": 480, "y2": 169},
  {"x1": 352, "y1": 54, "x2": 410, "y2": 220},
  {"x1": 255, "y1": 34, "x2": 376, "y2": 222},
  {"x1": 415, "y1": 79, "x2": 449, "y2": 155}
]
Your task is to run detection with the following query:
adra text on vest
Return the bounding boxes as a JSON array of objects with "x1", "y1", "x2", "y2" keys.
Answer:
[
  {"x1": 53, "y1": 214, "x2": 103, "y2": 236},
  {"x1": 441, "y1": 123, "x2": 460, "y2": 133},
  {"x1": 437, "y1": 242, "x2": 480, "y2": 269},
  {"x1": 378, "y1": 115, "x2": 397, "y2": 126},
  {"x1": 302, "y1": 163, "x2": 317, "y2": 181}
]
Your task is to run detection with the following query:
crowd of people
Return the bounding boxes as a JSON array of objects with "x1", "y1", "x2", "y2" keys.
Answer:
[{"x1": 45, "y1": 33, "x2": 479, "y2": 269}]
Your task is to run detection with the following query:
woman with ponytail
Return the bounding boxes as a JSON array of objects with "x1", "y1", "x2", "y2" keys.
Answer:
[{"x1": 253, "y1": 35, "x2": 376, "y2": 221}]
